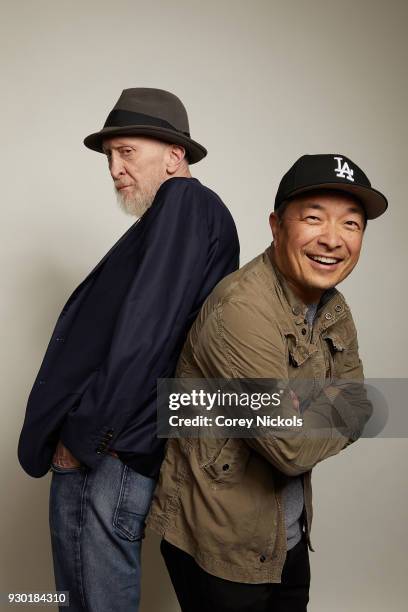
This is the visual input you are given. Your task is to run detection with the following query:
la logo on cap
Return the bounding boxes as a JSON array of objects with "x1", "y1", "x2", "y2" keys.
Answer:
[{"x1": 334, "y1": 156, "x2": 354, "y2": 182}]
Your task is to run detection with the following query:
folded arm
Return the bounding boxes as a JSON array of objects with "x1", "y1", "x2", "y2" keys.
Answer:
[{"x1": 191, "y1": 298, "x2": 372, "y2": 476}]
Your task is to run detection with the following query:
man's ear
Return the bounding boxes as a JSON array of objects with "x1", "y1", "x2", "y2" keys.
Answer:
[
  {"x1": 166, "y1": 144, "x2": 186, "y2": 174},
  {"x1": 269, "y1": 211, "x2": 280, "y2": 244}
]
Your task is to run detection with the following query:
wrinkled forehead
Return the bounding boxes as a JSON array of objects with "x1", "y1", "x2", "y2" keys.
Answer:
[{"x1": 101, "y1": 135, "x2": 167, "y2": 154}]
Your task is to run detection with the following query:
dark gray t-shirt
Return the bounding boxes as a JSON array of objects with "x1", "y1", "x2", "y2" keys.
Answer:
[{"x1": 283, "y1": 302, "x2": 318, "y2": 550}]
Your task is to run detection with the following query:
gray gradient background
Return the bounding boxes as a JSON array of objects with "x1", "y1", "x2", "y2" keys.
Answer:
[{"x1": 1, "y1": 1, "x2": 407, "y2": 610}]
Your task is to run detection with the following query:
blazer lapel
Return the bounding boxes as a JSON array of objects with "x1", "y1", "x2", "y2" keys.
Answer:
[
  {"x1": 60, "y1": 218, "x2": 142, "y2": 316},
  {"x1": 83, "y1": 218, "x2": 141, "y2": 282}
]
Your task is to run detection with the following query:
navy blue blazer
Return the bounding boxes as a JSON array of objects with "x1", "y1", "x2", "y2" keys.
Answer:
[{"x1": 18, "y1": 177, "x2": 239, "y2": 478}]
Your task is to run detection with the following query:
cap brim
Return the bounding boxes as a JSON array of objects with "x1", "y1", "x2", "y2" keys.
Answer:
[
  {"x1": 83, "y1": 125, "x2": 207, "y2": 164},
  {"x1": 284, "y1": 182, "x2": 388, "y2": 220}
]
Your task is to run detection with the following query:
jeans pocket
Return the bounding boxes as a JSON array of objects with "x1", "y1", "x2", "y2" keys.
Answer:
[
  {"x1": 113, "y1": 465, "x2": 156, "y2": 541},
  {"x1": 50, "y1": 462, "x2": 83, "y2": 474}
]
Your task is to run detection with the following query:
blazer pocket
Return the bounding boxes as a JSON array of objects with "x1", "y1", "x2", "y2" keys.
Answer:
[{"x1": 113, "y1": 465, "x2": 156, "y2": 541}]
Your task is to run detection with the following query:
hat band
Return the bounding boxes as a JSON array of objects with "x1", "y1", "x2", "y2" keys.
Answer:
[{"x1": 104, "y1": 109, "x2": 190, "y2": 137}]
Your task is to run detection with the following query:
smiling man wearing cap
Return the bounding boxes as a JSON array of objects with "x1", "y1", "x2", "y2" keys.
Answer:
[
  {"x1": 17, "y1": 88, "x2": 239, "y2": 611},
  {"x1": 147, "y1": 153, "x2": 387, "y2": 611}
]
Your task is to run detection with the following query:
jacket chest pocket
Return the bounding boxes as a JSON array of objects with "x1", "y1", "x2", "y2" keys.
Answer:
[
  {"x1": 323, "y1": 334, "x2": 346, "y2": 379},
  {"x1": 196, "y1": 438, "x2": 251, "y2": 488}
]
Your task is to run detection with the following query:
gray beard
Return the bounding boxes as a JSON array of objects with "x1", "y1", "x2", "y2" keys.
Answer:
[{"x1": 115, "y1": 176, "x2": 165, "y2": 218}]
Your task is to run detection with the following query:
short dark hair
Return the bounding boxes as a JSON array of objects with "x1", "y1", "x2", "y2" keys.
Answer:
[{"x1": 276, "y1": 188, "x2": 368, "y2": 230}]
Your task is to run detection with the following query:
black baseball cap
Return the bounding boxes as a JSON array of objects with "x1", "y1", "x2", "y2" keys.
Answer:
[{"x1": 274, "y1": 154, "x2": 388, "y2": 220}]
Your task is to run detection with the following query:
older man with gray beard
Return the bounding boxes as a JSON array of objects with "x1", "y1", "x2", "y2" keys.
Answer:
[{"x1": 18, "y1": 88, "x2": 239, "y2": 612}]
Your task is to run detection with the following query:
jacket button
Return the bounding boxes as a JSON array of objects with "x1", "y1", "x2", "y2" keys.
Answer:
[
  {"x1": 301, "y1": 328, "x2": 307, "y2": 335},
  {"x1": 325, "y1": 313, "x2": 333, "y2": 320},
  {"x1": 335, "y1": 304, "x2": 343, "y2": 312},
  {"x1": 292, "y1": 306, "x2": 301, "y2": 315},
  {"x1": 222, "y1": 464, "x2": 230, "y2": 471},
  {"x1": 260, "y1": 555, "x2": 266, "y2": 563},
  {"x1": 56, "y1": 337, "x2": 65, "y2": 342}
]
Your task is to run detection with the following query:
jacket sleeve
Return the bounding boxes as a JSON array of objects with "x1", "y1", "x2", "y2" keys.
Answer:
[
  {"x1": 59, "y1": 181, "x2": 236, "y2": 469},
  {"x1": 191, "y1": 297, "x2": 372, "y2": 477}
]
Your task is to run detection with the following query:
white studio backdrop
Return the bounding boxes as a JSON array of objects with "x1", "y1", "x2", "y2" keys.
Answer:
[{"x1": 1, "y1": 1, "x2": 407, "y2": 610}]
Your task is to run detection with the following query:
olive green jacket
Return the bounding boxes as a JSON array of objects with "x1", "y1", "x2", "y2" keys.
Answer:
[{"x1": 147, "y1": 245, "x2": 372, "y2": 583}]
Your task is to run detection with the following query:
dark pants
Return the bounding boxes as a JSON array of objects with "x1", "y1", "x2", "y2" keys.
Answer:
[{"x1": 161, "y1": 537, "x2": 310, "y2": 612}]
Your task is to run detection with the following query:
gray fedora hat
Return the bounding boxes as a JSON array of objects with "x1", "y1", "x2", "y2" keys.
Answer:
[{"x1": 84, "y1": 88, "x2": 207, "y2": 164}]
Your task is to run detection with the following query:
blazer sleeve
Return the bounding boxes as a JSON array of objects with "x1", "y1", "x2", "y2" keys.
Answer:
[{"x1": 59, "y1": 180, "x2": 227, "y2": 468}]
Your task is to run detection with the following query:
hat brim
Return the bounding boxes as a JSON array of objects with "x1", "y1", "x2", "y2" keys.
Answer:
[
  {"x1": 83, "y1": 125, "x2": 207, "y2": 164},
  {"x1": 283, "y1": 182, "x2": 388, "y2": 220}
]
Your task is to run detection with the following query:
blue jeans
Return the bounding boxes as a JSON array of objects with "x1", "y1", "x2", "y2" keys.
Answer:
[{"x1": 49, "y1": 454, "x2": 156, "y2": 611}]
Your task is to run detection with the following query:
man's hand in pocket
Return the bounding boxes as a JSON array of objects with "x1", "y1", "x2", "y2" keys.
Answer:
[{"x1": 52, "y1": 440, "x2": 81, "y2": 468}]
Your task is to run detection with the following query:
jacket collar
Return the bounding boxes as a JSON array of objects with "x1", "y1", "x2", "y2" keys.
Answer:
[{"x1": 262, "y1": 244, "x2": 352, "y2": 356}]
